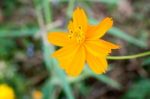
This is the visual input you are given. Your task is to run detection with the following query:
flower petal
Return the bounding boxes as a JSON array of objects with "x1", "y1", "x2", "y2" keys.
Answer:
[
  {"x1": 84, "y1": 40, "x2": 111, "y2": 57},
  {"x1": 53, "y1": 45, "x2": 80, "y2": 70},
  {"x1": 98, "y1": 39, "x2": 120, "y2": 49},
  {"x1": 86, "y1": 52, "x2": 108, "y2": 74},
  {"x1": 66, "y1": 46, "x2": 85, "y2": 76},
  {"x1": 72, "y1": 7, "x2": 88, "y2": 32},
  {"x1": 86, "y1": 17, "x2": 113, "y2": 40},
  {"x1": 47, "y1": 32, "x2": 72, "y2": 46}
]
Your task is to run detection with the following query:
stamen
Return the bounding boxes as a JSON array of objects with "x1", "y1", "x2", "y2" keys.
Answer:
[
  {"x1": 68, "y1": 25, "x2": 85, "y2": 43},
  {"x1": 78, "y1": 26, "x2": 81, "y2": 29},
  {"x1": 68, "y1": 31, "x2": 73, "y2": 39}
]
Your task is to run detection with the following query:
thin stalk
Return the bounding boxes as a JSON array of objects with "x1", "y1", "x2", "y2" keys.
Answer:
[
  {"x1": 67, "y1": 0, "x2": 76, "y2": 18},
  {"x1": 43, "y1": 0, "x2": 52, "y2": 23},
  {"x1": 107, "y1": 51, "x2": 150, "y2": 60}
]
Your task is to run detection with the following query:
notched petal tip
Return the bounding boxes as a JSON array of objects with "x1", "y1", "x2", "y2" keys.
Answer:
[
  {"x1": 110, "y1": 43, "x2": 120, "y2": 49},
  {"x1": 76, "y1": 6, "x2": 80, "y2": 10},
  {"x1": 94, "y1": 70, "x2": 106, "y2": 75},
  {"x1": 105, "y1": 17, "x2": 113, "y2": 22},
  {"x1": 110, "y1": 44, "x2": 120, "y2": 49},
  {"x1": 115, "y1": 45, "x2": 121, "y2": 49},
  {"x1": 75, "y1": 6, "x2": 82, "y2": 11},
  {"x1": 66, "y1": 71, "x2": 79, "y2": 77},
  {"x1": 86, "y1": 17, "x2": 114, "y2": 39},
  {"x1": 71, "y1": 7, "x2": 88, "y2": 32},
  {"x1": 103, "y1": 17, "x2": 113, "y2": 27},
  {"x1": 98, "y1": 39, "x2": 120, "y2": 50}
]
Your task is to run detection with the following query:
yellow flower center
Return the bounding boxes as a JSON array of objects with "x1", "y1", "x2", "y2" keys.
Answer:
[{"x1": 68, "y1": 25, "x2": 85, "y2": 43}]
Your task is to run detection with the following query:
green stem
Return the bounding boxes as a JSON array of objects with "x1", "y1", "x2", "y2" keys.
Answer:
[
  {"x1": 67, "y1": 0, "x2": 76, "y2": 18},
  {"x1": 43, "y1": 0, "x2": 52, "y2": 23},
  {"x1": 107, "y1": 51, "x2": 150, "y2": 60}
]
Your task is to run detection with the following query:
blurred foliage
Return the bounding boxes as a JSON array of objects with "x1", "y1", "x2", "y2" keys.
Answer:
[
  {"x1": 123, "y1": 79, "x2": 150, "y2": 99},
  {"x1": 1, "y1": 0, "x2": 18, "y2": 16},
  {"x1": 0, "y1": 39, "x2": 16, "y2": 59}
]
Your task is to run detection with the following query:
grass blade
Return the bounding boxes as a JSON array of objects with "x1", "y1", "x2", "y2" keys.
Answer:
[
  {"x1": 43, "y1": 0, "x2": 52, "y2": 23},
  {"x1": 109, "y1": 27, "x2": 147, "y2": 48},
  {"x1": 0, "y1": 28, "x2": 38, "y2": 37},
  {"x1": 52, "y1": 59, "x2": 74, "y2": 99},
  {"x1": 85, "y1": 67, "x2": 122, "y2": 89},
  {"x1": 94, "y1": 75, "x2": 122, "y2": 89},
  {"x1": 42, "y1": 80, "x2": 55, "y2": 99},
  {"x1": 67, "y1": 0, "x2": 76, "y2": 18}
]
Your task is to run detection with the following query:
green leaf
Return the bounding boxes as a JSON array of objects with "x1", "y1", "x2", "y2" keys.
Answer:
[
  {"x1": 52, "y1": 59, "x2": 75, "y2": 99},
  {"x1": 0, "y1": 28, "x2": 38, "y2": 37},
  {"x1": 94, "y1": 75, "x2": 122, "y2": 89},
  {"x1": 123, "y1": 79, "x2": 150, "y2": 99},
  {"x1": 78, "y1": 0, "x2": 118, "y2": 5},
  {"x1": 43, "y1": 43, "x2": 54, "y2": 72},
  {"x1": 43, "y1": 0, "x2": 52, "y2": 23},
  {"x1": 43, "y1": 43, "x2": 74, "y2": 99},
  {"x1": 42, "y1": 79, "x2": 56, "y2": 99},
  {"x1": 67, "y1": 0, "x2": 76, "y2": 18},
  {"x1": 85, "y1": 67, "x2": 122, "y2": 89},
  {"x1": 142, "y1": 57, "x2": 150, "y2": 66},
  {"x1": 98, "y1": 0, "x2": 118, "y2": 5},
  {"x1": 109, "y1": 27, "x2": 147, "y2": 48}
]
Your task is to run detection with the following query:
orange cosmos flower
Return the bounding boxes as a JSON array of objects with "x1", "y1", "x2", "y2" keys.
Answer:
[
  {"x1": 32, "y1": 90, "x2": 43, "y2": 99},
  {"x1": 48, "y1": 7, "x2": 119, "y2": 76}
]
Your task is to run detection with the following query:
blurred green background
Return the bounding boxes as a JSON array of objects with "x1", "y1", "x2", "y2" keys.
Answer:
[{"x1": 0, "y1": 0, "x2": 150, "y2": 99}]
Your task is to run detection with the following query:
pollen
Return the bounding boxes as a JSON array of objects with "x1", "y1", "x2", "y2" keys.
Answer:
[{"x1": 68, "y1": 24, "x2": 85, "y2": 43}]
